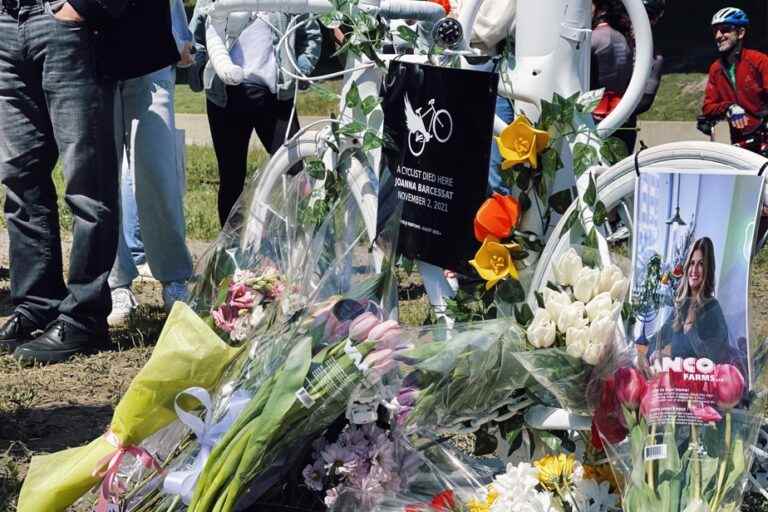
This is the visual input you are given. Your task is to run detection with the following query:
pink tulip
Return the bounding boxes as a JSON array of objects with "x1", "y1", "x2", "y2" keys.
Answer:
[
  {"x1": 691, "y1": 404, "x2": 722, "y2": 423},
  {"x1": 614, "y1": 367, "x2": 647, "y2": 410},
  {"x1": 714, "y1": 364, "x2": 745, "y2": 409},
  {"x1": 348, "y1": 312, "x2": 381, "y2": 341},
  {"x1": 363, "y1": 348, "x2": 396, "y2": 378},
  {"x1": 368, "y1": 320, "x2": 400, "y2": 341},
  {"x1": 639, "y1": 372, "x2": 674, "y2": 419}
]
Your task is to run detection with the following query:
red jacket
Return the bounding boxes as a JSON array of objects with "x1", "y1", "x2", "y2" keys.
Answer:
[{"x1": 703, "y1": 49, "x2": 768, "y2": 142}]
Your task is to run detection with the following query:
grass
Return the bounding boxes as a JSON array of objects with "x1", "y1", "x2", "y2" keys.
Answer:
[
  {"x1": 639, "y1": 73, "x2": 708, "y2": 122},
  {"x1": 174, "y1": 81, "x2": 342, "y2": 117},
  {"x1": 0, "y1": 145, "x2": 269, "y2": 243}
]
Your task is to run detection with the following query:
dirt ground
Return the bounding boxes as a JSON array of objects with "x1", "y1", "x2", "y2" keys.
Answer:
[{"x1": 1, "y1": 237, "x2": 768, "y2": 511}]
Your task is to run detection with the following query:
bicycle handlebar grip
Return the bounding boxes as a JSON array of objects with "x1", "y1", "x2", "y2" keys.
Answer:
[{"x1": 376, "y1": 0, "x2": 446, "y2": 21}]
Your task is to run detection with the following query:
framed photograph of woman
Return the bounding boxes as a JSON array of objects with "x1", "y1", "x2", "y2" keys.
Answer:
[{"x1": 631, "y1": 169, "x2": 765, "y2": 387}]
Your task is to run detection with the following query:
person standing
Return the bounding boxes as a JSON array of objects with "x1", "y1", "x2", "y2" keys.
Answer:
[
  {"x1": 107, "y1": 0, "x2": 196, "y2": 326},
  {"x1": 188, "y1": 3, "x2": 322, "y2": 226},
  {"x1": 0, "y1": 0, "x2": 178, "y2": 363},
  {"x1": 702, "y1": 7, "x2": 768, "y2": 154}
]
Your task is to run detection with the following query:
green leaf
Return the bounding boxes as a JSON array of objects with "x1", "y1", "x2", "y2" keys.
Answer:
[
  {"x1": 362, "y1": 131, "x2": 382, "y2": 151},
  {"x1": 584, "y1": 172, "x2": 597, "y2": 207},
  {"x1": 541, "y1": 148, "x2": 561, "y2": 182},
  {"x1": 573, "y1": 142, "x2": 598, "y2": 177},
  {"x1": 495, "y1": 278, "x2": 525, "y2": 304},
  {"x1": 305, "y1": 158, "x2": 327, "y2": 180},
  {"x1": 539, "y1": 98, "x2": 558, "y2": 129},
  {"x1": 600, "y1": 136, "x2": 630, "y2": 165},
  {"x1": 473, "y1": 426, "x2": 498, "y2": 456},
  {"x1": 519, "y1": 191, "x2": 532, "y2": 212},
  {"x1": 338, "y1": 121, "x2": 366, "y2": 137},
  {"x1": 396, "y1": 25, "x2": 418, "y2": 46},
  {"x1": 515, "y1": 303, "x2": 534, "y2": 327},
  {"x1": 548, "y1": 189, "x2": 573, "y2": 215},
  {"x1": 534, "y1": 291, "x2": 544, "y2": 308},
  {"x1": 516, "y1": 168, "x2": 531, "y2": 190},
  {"x1": 593, "y1": 200, "x2": 608, "y2": 225},
  {"x1": 562, "y1": 208, "x2": 579, "y2": 232},
  {"x1": 360, "y1": 95, "x2": 379, "y2": 116},
  {"x1": 345, "y1": 81, "x2": 361, "y2": 108}
]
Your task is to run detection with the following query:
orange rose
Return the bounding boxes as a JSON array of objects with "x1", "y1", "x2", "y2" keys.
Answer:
[{"x1": 473, "y1": 193, "x2": 521, "y2": 242}]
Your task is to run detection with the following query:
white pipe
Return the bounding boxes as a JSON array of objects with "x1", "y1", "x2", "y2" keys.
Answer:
[
  {"x1": 596, "y1": 0, "x2": 653, "y2": 137},
  {"x1": 456, "y1": 0, "x2": 484, "y2": 50},
  {"x1": 205, "y1": 17, "x2": 245, "y2": 85}
]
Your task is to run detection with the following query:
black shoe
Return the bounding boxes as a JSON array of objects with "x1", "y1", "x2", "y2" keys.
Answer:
[
  {"x1": 13, "y1": 320, "x2": 107, "y2": 365},
  {"x1": 0, "y1": 313, "x2": 42, "y2": 355}
]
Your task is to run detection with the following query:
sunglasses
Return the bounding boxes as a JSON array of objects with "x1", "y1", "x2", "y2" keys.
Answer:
[{"x1": 712, "y1": 24, "x2": 739, "y2": 35}]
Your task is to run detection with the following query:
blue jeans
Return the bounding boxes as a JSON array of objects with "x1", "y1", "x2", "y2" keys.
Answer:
[
  {"x1": 0, "y1": 0, "x2": 118, "y2": 334},
  {"x1": 110, "y1": 66, "x2": 193, "y2": 289},
  {"x1": 489, "y1": 96, "x2": 515, "y2": 194}
]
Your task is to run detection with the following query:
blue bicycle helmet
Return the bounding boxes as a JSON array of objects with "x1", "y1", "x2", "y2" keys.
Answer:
[{"x1": 711, "y1": 7, "x2": 749, "y2": 27}]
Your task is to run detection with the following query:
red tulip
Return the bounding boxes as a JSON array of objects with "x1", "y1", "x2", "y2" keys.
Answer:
[
  {"x1": 430, "y1": 490, "x2": 455, "y2": 511},
  {"x1": 691, "y1": 404, "x2": 722, "y2": 423},
  {"x1": 591, "y1": 377, "x2": 629, "y2": 450},
  {"x1": 714, "y1": 364, "x2": 745, "y2": 409},
  {"x1": 614, "y1": 367, "x2": 647, "y2": 409},
  {"x1": 473, "y1": 193, "x2": 521, "y2": 242},
  {"x1": 640, "y1": 372, "x2": 674, "y2": 419}
]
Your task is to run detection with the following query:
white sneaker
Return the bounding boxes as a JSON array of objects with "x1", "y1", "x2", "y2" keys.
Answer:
[
  {"x1": 162, "y1": 281, "x2": 188, "y2": 312},
  {"x1": 108, "y1": 287, "x2": 138, "y2": 327},
  {"x1": 136, "y1": 263, "x2": 156, "y2": 282}
]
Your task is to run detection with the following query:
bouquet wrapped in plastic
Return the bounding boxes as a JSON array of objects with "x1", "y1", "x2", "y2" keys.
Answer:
[
  {"x1": 17, "y1": 303, "x2": 241, "y2": 512},
  {"x1": 513, "y1": 246, "x2": 631, "y2": 414},
  {"x1": 76, "y1": 170, "x2": 404, "y2": 512}
]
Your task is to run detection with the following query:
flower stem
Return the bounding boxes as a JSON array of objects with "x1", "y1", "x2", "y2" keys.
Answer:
[
  {"x1": 691, "y1": 424, "x2": 702, "y2": 503},
  {"x1": 709, "y1": 411, "x2": 732, "y2": 511},
  {"x1": 646, "y1": 424, "x2": 657, "y2": 489}
]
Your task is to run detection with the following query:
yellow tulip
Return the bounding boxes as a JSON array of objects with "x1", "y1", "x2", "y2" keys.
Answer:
[
  {"x1": 469, "y1": 237, "x2": 520, "y2": 290},
  {"x1": 496, "y1": 116, "x2": 550, "y2": 170}
]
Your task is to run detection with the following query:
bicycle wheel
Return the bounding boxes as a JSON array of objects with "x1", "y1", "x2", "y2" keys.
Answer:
[
  {"x1": 408, "y1": 130, "x2": 426, "y2": 156},
  {"x1": 530, "y1": 141, "x2": 768, "y2": 301},
  {"x1": 433, "y1": 109, "x2": 453, "y2": 143}
]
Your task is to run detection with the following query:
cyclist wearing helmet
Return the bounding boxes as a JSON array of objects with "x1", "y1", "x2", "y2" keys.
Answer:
[{"x1": 702, "y1": 7, "x2": 768, "y2": 150}]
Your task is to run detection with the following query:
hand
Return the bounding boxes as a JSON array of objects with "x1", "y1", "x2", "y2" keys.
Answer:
[
  {"x1": 54, "y1": 2, "x2": 85, "y2": 22},
  {"x1": 178, "y1": 42, "x2": 194, "y2": 68},
  {"x1": 727, "y1": 104, "x2": 749, "y2": 130}
]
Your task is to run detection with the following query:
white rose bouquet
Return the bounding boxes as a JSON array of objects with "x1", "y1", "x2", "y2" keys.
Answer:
[{"x1": 514, "y1": 248, "x2": 629, "y2": 413}]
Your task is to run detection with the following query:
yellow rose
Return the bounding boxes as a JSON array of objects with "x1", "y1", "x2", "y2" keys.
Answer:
[
  {"x1": 496, "y1": 116, "x2": 550, "y2": 170},
  {"x1": 469, "y1": 237, "x2": 520, "y2": 290}
]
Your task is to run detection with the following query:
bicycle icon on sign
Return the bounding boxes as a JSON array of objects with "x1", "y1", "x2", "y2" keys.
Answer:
[{"x1": 404, "y1": 94, "x2": 454, "y2": 157}]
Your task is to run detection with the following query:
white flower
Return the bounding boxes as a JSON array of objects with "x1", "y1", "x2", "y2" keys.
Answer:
[
  {"x1": 491, "y1": 463, "x2": 545, "y2": 512},
  {"x1": 543, "y1": 288, "x2": 571, "y2": 321},
  {"x1": 553, "y1": 248, "x2": 583, "y2": 287},
  {"x1": 557, "y1": 301, "x2": 587, "y2": 333},
  {"x1": 585, "y1": 292, "x2": 613, "y2": 322},
  {"x1": 597, "y1": 264, "x2": 629, "y2": 301},
  {"x1": 589, "y1": 315, "x2": 616, "y2": 348},
  {"x1": 569, "y1": 479, "x2": 619, "y2": 512},
  {"x1": 573, "y1": 266, "x2": 600, "y2": 303},
  {"x1": 565, "y1": 326, "x2": 589, "y2": 359},
  {"x1": 526, "y1": 309, "x2": 556, "y2": 348},
  {"x1": 582, "y1": 341, "x2": 604, "y2": 365}
]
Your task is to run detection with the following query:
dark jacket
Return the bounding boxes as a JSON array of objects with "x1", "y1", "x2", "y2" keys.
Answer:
[
  {"x1": 68, "y1": 0, "x2": 180, "y2": 81},
  {"x1": 703, "y1": 49, "x2": 768, "y2": 142}
]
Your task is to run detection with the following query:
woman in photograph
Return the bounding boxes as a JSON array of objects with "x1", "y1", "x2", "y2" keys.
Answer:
[{"x1": 652, "y1": 237, "x2": 732, "y2": 363}]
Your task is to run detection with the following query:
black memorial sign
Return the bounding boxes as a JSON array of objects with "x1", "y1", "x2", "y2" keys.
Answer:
[{"x1": 381, "y1": 61, "x2": 498, "y2": 273}]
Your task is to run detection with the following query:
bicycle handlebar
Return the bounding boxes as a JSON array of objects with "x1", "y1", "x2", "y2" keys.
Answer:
[{"x1": 208, "y1": 0, "x2": 445, "y2": 21}]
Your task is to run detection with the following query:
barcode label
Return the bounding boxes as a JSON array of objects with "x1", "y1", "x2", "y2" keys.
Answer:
[
  {"x1": 645, "y1": 444, "x2": 667, "y2": 461},
  {"x1": 295, "y1": 387, "x2": 315, "y2": 408}
]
